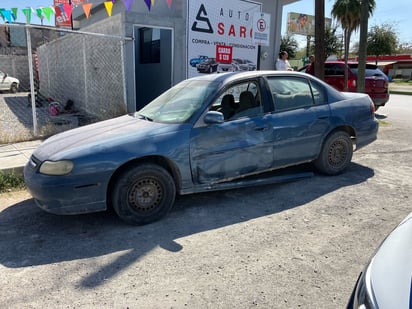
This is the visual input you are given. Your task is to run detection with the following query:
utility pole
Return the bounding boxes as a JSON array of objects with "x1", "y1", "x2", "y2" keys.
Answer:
[
  {"x1": 314, "y1": 0, "x2": 325, "y2": 80},
  {"x1": 357, "y1": 0, "x2": 369, "y2": 93}
]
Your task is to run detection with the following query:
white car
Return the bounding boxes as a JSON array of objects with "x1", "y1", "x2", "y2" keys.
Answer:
[
  {"x1": 216, "y1": 61, "x2": 239, "y2": 73},
  {"x1": 0, "y1": 71, "x2": 19, "y2": 93},
  {"x1": 348, "y1": 211, "x2": 412, "y2": 308}
]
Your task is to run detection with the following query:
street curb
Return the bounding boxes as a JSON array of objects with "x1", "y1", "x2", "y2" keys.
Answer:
[
  {"x1": 390, "y1": 90, "x2": 412, "y2": 96},
  {"x1": 1, "y1": 166, "x2": 24, "y2": 177}
]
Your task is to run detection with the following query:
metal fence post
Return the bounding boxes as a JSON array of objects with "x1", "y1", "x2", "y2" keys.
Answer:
[{"x1": 26, "y1": 26, "x2": 38, "y2": 136}]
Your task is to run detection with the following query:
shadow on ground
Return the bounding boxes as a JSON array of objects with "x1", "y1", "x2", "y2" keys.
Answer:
[{"x1": 0, "y1": 162, "x2": 374, "y2": 288}]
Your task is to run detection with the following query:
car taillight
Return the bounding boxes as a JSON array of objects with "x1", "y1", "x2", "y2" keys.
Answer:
[{"x1": 370, "y1": 102, "x2": 375, "y2": 114}]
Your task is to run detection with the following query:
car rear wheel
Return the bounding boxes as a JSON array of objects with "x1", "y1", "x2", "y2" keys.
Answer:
[
  {"x1": 10, "y1": 83, "x2": 18, "y2": 93},
  {"x1": 111, "y1": 164, "x2": 176, "y2": 225},
  {"x1": 314, "y1": 131, "x2": 353, "y2": 175}
]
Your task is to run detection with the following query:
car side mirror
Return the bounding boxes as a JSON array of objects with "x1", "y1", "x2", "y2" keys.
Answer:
[{"x1": 203, "y1": 111, "x2": 224, "y2": 124}]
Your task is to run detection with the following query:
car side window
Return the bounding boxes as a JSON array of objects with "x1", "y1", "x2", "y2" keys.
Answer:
[
  {"x1": 211, "y1": 81, "x2": 263, "y2": 120},
  {"x1": 309, "y1": 80, "x2": 327, "y2": 105},
  {"x1": 267, "y1": 77, "x2": 315, "y2": 112}
]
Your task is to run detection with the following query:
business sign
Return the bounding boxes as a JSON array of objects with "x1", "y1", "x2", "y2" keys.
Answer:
[
  {"x1": 252, "y1": 12, "x2": 270, "y2": 46},
  {"x1": 54, "y1": 0, "x2": 72, "y2": 28},
  {"x1": 216, "y1": 45, "x2": 233, "y2": 63},
  {"x1": 188, "y1": 0, "x2": 261, "y2": 77},
  {"x1": 287, "y1": 12, "x2": 332, "y2": 36}
]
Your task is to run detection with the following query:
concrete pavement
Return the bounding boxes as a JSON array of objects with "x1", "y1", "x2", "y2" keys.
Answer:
[{"x1": 0, "y1": 140, "x2": 42, "y2": 176}]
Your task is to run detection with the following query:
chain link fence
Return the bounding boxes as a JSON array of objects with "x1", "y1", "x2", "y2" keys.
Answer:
[{"x1": 0, "y1": 23, "x2": 131, "y2": 144}]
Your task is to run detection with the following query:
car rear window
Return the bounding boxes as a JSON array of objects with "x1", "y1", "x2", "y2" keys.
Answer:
[
  {"x1": 348, "y1": 63, "x2": 387, "y2": 78},
  {"x1": 325, "y1": 63, "x2": 345, "y2": 76}
]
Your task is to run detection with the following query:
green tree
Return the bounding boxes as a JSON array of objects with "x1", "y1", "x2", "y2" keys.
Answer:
[
  {"x1": 310, "y1": 26, "x2": 343, "y2": 60},
  {"x1": 332, "y1": 0, "x2": 375, "y2": 90},
  {"x1": 279, "y1": 34, "x2": 299, "y2": 59},
  {"x1": 367, "y1": 23, "x2": 398, "y2": 63}
]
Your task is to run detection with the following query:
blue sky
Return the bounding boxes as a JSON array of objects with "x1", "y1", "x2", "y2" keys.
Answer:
[{"x1": 1, "y1": 0, "x2": 410, "y2": 44}]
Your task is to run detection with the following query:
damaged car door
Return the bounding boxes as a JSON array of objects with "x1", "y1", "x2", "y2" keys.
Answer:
[{"x1": 190, "y1": 79, "x2": 274, "y2": 184}]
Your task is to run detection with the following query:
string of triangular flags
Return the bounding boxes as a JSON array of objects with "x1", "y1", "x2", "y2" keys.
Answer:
[{"x1": 0, "y1": 0, "x2": 173, "y2": 24}]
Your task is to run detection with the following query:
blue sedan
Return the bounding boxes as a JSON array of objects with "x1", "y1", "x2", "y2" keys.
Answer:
[{"x1": 24, "y1": 71, "x2": 378, "y2": 225}]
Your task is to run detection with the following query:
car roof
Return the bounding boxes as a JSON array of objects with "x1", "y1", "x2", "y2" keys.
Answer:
[{"x1": 187, "y1": 70, "x2": 324, "y2": 84}]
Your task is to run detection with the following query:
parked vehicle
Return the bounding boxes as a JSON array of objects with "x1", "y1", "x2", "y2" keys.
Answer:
[
  {"x1": 24, "y1": 71, "x2": 378, "y2": 225},
  {"x1": 217, "y1": 61, "x2": 239, "y2": 73},
  {"x1": 233, "y1": 58, "x2": 257, "y2": 71},
  {"x1": 189, "y1": 55, "x2": 208, "y2": 67},
  {"x1": 300, "y1": 61, "x2": 389, "y2": 110},
  {"x1": 347, "y1": 211, "x2": 412, "y2": 308},
  {"x1": 0, "y1": 71, "x2": 19, "y2": 93},
  {"x1": 196, "y1": 58, "x2": 218, "y2": 73}
]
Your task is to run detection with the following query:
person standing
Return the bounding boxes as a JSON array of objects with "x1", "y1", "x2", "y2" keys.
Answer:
[
  {"x1": 276, "y1": 51, "x2": 293, "y2": 71},
  {"x1": 305, "y1": 55, "x2": 315, "y2": 75}
]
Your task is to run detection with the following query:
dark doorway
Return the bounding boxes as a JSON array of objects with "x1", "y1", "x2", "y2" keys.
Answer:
[{"x1": 134, "y1": 26, "x2": 173, "y2": 110}]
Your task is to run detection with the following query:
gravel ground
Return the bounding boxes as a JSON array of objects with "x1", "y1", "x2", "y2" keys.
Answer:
[{"x1": 0, "y1": 95, "x2": 411, "y2": 308}]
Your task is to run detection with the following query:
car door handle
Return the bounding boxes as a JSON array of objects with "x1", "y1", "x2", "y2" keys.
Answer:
[
  {"x1": 254, "y1": 126, "x2": 269, "y2": 132},
  {"x1": 318, "y1": 115, "x2": 329, "y2": 119}
]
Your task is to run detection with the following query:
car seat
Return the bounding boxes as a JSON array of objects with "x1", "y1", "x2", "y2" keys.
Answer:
[
  {"x1": 220, "y1": 94, "x2": 236, "y2": 119},
  {"x1": 238, "y1": 91, "x2": 256, "y2": 112}
]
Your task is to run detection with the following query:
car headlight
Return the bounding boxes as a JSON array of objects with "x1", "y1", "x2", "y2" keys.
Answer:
[
  {"x1": 39, "y1": 160, "x2": 74, "y2": 175},
  {"x1": 352, "y1": 263, "x2": 378, "y2": 309}
]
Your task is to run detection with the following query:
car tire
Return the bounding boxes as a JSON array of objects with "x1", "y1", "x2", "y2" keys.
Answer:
[
  {"x1": 314, "y1": 131, "x2": 353, "y2": 175},
  {"x1": 111, "y1": 163, "x2": 176, "y2": 225},
  {"x1": 10, "y1": 83, "x2": 18, "y2": 93}
]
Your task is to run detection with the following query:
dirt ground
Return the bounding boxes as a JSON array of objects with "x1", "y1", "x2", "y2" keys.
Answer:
[{"x1": 1, "y1": 94, "x2": 411, "y2": 308}]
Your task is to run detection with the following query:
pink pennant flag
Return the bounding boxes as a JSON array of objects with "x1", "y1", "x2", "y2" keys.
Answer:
[
  {"x1": 123, "y1": 0, "x2": 133, "y2": 11},
  {"x1": 166, "y1": 0, "x2": 172, "y2": 8},
  {"x1": 62, "y1": 3, "x2": 72, "y2": 21}
]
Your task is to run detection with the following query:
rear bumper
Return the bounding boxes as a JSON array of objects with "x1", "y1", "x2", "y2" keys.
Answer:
[{"x1": 356, "y1": 118, "x2": 379, "y2": 150}]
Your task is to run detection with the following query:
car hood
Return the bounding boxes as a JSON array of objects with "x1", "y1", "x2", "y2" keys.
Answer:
[
  {"x1": 33, "y1": 114, "x2": 184, "y2": 161},
  {"x1": 6, "y1": 76, "x2": 19, "y2": 83},
  {"x1": 369, "y1": 212, "x2": 412, "y2": 308}
]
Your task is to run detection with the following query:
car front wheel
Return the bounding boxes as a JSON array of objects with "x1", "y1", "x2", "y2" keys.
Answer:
[
  {"x1": 314, "y1": 131, "x2": 353, "y2": 175},
  {"x1": 111, "y1": 163, "x2": 176, "y2": 225}
]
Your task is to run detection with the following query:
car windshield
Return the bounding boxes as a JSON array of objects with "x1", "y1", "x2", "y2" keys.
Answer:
[{"x1": 136, "y1": 79, "x2": 217, "y2": 123}]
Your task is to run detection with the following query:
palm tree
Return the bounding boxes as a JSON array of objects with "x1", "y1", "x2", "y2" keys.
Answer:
[
  {"x1": 331, "y1": 0, "x2": 375, "y2": 90},
  {"x1": 357, "y1": 0, "x2": 376, "y2": 93}
]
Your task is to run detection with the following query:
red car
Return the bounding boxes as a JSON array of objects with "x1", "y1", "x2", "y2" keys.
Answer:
[{"x1": 301, "y1": 61, "x2": 390, "y2": 110}]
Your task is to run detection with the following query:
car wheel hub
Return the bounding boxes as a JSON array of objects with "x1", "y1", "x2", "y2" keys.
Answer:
[
  {"x1": 328, "y1": 140, "x2": 347, "y2": 166},
  {"x1": 129, "y1": 178, "x2": 162, "y2": 212}
]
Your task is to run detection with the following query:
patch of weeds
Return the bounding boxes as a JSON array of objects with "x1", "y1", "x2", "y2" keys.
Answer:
[
  {"x1": 378, "y1": 119, "x2": 389, "y2": 126},
  {"x1": 0, "y1": 171, "x2": 26, "y2": 193}
]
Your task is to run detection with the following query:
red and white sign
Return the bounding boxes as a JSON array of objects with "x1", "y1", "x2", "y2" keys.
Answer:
[
  {"x1": 54, "y1": 0, "x2": 72, "y2": 28},
  {"x1": 253, "y1": 12, "x2": 271, "y2": 46},
  {"x1": 216, "y1": 45, "x2": 233, "y2": 63}
]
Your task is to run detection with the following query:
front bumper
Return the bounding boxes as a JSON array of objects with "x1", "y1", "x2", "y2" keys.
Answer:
[{"x1": 24, "y1": 158, "x2": 108, "y2": 215}]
